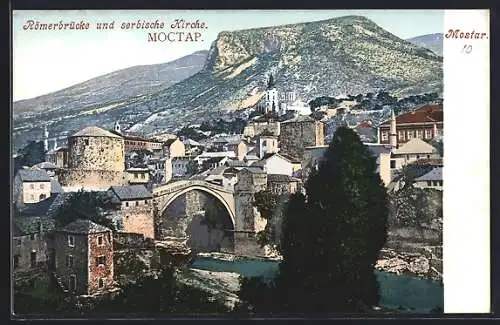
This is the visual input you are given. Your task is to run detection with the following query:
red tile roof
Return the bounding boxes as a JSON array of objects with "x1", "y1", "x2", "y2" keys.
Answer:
[{"x1": 382, "y1": 104, "x2": 443, "y2": 125}]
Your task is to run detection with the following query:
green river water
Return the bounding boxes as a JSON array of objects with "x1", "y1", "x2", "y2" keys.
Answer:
[{"x1": 189, "y1": 257, "x2": 444, "y2": 313}]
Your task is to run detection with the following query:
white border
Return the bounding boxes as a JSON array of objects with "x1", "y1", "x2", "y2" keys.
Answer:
[{"x1": 443, "y1": 9, "x2": 490, "y2": 313}]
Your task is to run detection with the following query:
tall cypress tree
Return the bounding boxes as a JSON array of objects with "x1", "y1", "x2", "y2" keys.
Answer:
[{"x1": 239, "y1": 126, "x2": 389, "y2": 313}]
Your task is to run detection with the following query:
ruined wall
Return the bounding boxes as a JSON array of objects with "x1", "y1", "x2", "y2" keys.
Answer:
[
  {"x1": 58, "y1": 169, "x2": 126, "y2": 189},
  {"x1": 234, "y1": 171, "x2": 267, "y2": 232},
  {"x1": 68, "y1": 136, "x2": 124, "y2": 171},
  {"x1": 87, "y1": 232, "x2": 114, "y2": 295},
  {"x1": 53, "y1": 232, "x2": 89, "y2": 295},
  {"x1": 12, "y1": 233, "x2": 49, "y2": 272},
  {"x1": 119, "y1": 200, "x2": 155, "y2": 239}
]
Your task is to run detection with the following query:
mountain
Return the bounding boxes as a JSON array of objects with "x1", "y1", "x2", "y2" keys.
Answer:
[
  {"x1": 13, "y1": 50, "x2": 209, "y2": 120},
  {"x1": 406, "y1": 33, "x2": 443, "y2": 56},
  {"x1": 13, "y1": 16, "x2": 443, "y2": 151}
]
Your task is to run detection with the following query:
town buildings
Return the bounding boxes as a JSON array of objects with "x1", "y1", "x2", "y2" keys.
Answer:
[
  {"x1": 378, "y1": 104, "x2": 443, "y2": 145},
  {"x1": 278, "y1": 115, "x2": 325, "y2": 162}
]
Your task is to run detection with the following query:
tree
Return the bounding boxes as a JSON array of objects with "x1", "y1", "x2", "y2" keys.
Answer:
[
  {"x1": 15, "y1": 141, "x2": 46, "y2": 170},
  {"x1": 52, "y1": 190, "x2": 116, "y2": 230},
  {"x1": 253, "y1": 190, "x2": 287, "y2": 251},
  {"x1": 238, "y1": 126, "x2": 389, "y2": 313},
  {"x1": 186, "y1": 160, "x2": 199, "y2": 176}
]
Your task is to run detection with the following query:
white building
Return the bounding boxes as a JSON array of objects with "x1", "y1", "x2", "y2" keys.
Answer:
[{"x1": 251, "y1": 153, "x2": 294, "y2": 176}]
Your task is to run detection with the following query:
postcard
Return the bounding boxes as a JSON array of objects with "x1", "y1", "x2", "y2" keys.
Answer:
[{"x1": 10, "y1": 9, "x2": 490, "y2": 317}]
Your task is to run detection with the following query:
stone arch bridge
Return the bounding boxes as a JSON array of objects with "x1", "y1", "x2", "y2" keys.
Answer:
[{"x1": 152, "y1": 180, "x2": 235, "y2": 228}]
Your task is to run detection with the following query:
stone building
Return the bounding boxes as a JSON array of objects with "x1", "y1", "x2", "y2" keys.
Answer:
[
  {"x1": 125, "y1": 167, "x2": 150, "y2": 185},
  {"x1": 108, "y1": 185, "x2": 155, "y2": 239},
  {"x1": 13, "y1": 169, "x2": 52, "y2": 206},
  {"x1": 378, "y1": 104, "x2": 443, "y2": 146},
  {"x1": 243, "y1": 118, "x2": 281, "y2": 138},
  {"x1": 57, "y1": 126, "x2": 126, "y2": 190},
  {"x1": 53, "y1": 219, "x2": 114, "y2": 295},
  {"x1": 279, "y1": 115, "x2": 324, "y2": 162},
  {"x1": 256, "y1": 130, "x2": 279, "y2": 158},
  {"x1": 12, "y1": 216, "x2": 55, "y2": 273}
]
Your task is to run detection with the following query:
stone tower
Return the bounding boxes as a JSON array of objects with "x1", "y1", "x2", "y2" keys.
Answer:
[{"x1": 389, "y1": 109, "x2": 397, "y2": 149}]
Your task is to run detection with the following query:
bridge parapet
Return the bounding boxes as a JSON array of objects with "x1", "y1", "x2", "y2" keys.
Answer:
[{"x1": 152, "y1": 180, "x2": 233, "y2": 197}]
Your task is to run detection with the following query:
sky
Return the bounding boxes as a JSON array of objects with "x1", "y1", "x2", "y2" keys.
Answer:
[{"x1": 12, "y1": 10, "x2": 444, "y2": 101}]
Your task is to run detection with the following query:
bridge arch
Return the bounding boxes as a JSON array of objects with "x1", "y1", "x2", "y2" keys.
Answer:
[{"x1": 157, "y1": 185, "x2": 235, "y2": 229}]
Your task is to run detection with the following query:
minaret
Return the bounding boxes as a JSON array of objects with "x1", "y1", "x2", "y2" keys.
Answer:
[
  {"x1": 44, "y1": 126, "x2": 49, "y2": 152},
  {"x1": 53, "y1": 138, "x2": 58, "y2": 150},
  {"x1": 389, "y1": 109, "x2": 397, "y2": 149}
]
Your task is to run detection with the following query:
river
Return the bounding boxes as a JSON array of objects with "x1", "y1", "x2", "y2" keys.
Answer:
[{"x1": 189, "y1": 256, "x2": 443, "y2": 313}]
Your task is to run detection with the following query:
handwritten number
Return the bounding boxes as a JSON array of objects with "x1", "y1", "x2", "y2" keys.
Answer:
[{"x1": 462, "y1": 45, "x2": 472, "y2": 54}]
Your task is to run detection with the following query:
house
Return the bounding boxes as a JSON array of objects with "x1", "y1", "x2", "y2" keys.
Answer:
[
  {"x1": 202, "y1": 156, "x2": 230, "y2": 170},
  {"x1": 108, "y1": 185, "x2": 154, "y2": 239},
  {"x1": 251, "y1": 153, "x2": 294, "y2": 176},
  {"x1": 164, "y1": 138, "x2": 186, "y2": 158},
  {"x1": 378, "y1": 104, "x2": 443, "y2": 145},
  {"x1": 13, "y1": 169, "x2": 53, "y2": 206},
  {"x1": 32, "y1": 162, "x2": 58, "y2": 179},
  {"x1": 255, "y1": 130, "x2": 279, "y2": 158},
  {"x1": 125, "y1": 167, "x2": 150, "y2": 185},
  {"x1": 195, "y1": 151, "x2": 236, "y2": 165},
  {"x1": 390, "y1": 138, "x2": 441, "y2": 167},
  {"x1": 225, "y1": 139, "x2": 248, "y2": 161},
  {"x1": 414, "y1": 167, "x2": 443, "y2": 190},
  {"x1": 53, "y1": 219, "x2": 114, "y2": 295}
]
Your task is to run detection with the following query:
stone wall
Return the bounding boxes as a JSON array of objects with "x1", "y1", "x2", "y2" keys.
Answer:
[
  {"x1": 53, "y1": 232, "x2": 89, "y2": 295},
  {"x1": 68, "y1": 136, "x2": 124, "y2": 171},
  {"x1": 58, "y1": 168, "x2": 126, "y2": 189},
  {"x1": 185, "y1": 191, "x2": 204, "y2": 216},
  {"x1": 233, "y1": 232, "x2": 266, "y2": 257},
  {"x1": 87, "y1": 232, "x2": 114, "y2": 295},
  {"x1": 118, "y1": 203, "x2": 155, "y2": 239},
  {"x1": 279, "y1": 120, "x2": 324, "y2": 161}
]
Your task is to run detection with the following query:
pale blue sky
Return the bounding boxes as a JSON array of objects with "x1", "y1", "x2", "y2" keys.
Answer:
[{"x1": 12, "y1": 10, "x2": 444, "y2": 101}]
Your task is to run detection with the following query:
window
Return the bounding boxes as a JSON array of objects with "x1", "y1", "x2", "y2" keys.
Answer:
[
  {"x1": 135, "y1": 201, "x2": 139, "y2": 206},
  {"x1": 381, "y1": 131, "x2": 388, "y2": 141},
  {"x1": 98, "y1": 278, "x2": 104, "y2": 289},
  {"x1": 141, "y1": 173, "x2": 145, "y2": 179},
  {"x1": 427, "y1": 181, "x2": 432, "y2": 186},
  {"x1": 40, "y1": 184, "x2": 44, "y2": 189},
  {"x1": 390, "y1": 160, "x2": 396, "y2": 169},
  {"x1": 97, "y1": 236, "x2": 104, "y2": 246},
  {"x1": 425, "y1": 129, "x2": 432, "y2": 139},
  {"x1": 134, "y1": 173, "x2": 138, "y2": 179},
  {"x1": 13, "y1": 255, "x2": 20, "y2": 269},
  {"x1": 96, "y1": 255, "x2": 106, "y2": 266},
  {"x1": 30, "y1": 233, "x2": 36, "y2": 240},
  {"x1": 262, "y1": 140, "x2": 267, "y2": 146},
  {"x1": 407, "y1": 130, "x2": 413, "y2": 140},
  {"x1": 125, "y1": 202, "x2": 129, "y2": 207},
  {"x1": 69, "y1": 275, "x2": 77, "y2": 291},
  {"x1": 145, "y1": 200, "x2": 149, "y2": 204},
  {"x1": 30, "y1": 251, "x2": 37, "y2": 268},
  {"x1": 398, "y1": 130, "x2": 405, "y2": 141},
  {"x1": 416, "y1": 155, "x2": 420, "y2": 159},
  {"x1": 29, "y1": 183, "x2": 34, "y2": 189},
  {"x1": 416, "y1": 130, "x2": 423, "y2": 139},
  {"x1": 68, "y1": 235, "x2": 75, "y2": 247},
  {"x1": 39, "y1": 194, "x2": 47, "y2": 200},
  {"x1": 84, "y1": 139, "x2": 89, "y2": 145},
  {"x1": 66, "y1": 255, "x2": 74, "y2": 268},
  {"x1": 439, "y1": 180, "x2": 443, "y2": 186},
  {"x1": 427, "y1": 155, "x2": 431, "y2": 159},
  {"x1": 30, "y1": 194, "x2": 35, "y2": 201},
  {"x1": 432, "y1": 181, "x2": 438, "y2": 186}
]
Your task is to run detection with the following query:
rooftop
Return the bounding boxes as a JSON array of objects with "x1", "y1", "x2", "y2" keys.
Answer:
[
  {"x1": 71, "y1": 126, "x2": 122, "y2": 138},
  {"x1": 33, "y1": 162, "x2": 58, "y2": 169},
  {"x1": 381, "y1": 104, "x2": 443, "y2": 126},
  {"x1": 393, "y1": 138, "x2": 438, "y2": 155},
  {"x1": 18, "y1": 169, "x2": 51, "y2": 182},
  {"x1": 109, "y1": 184, "x2": 153, "y2": 201},
  {"x1": 414, "y1": 167, "x2": 443, "y2": 182},
  {"x1": 58, "y1": 219, "x2": 111, "y2": 234}
]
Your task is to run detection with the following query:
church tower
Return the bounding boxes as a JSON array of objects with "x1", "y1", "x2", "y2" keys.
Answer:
[{"x1": 389, "y1": 109, "x2": 397, "y2": 149}]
